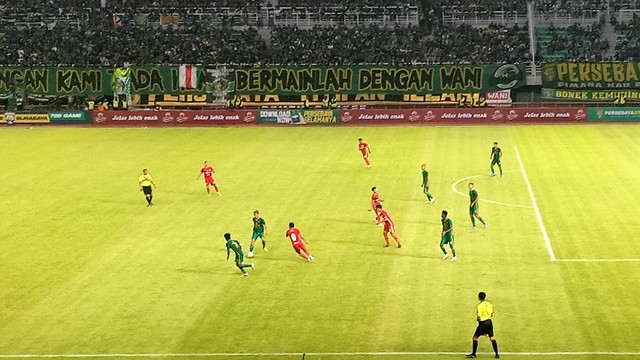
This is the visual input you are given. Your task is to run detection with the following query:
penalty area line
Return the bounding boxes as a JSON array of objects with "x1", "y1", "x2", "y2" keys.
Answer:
[
  {"x1": 514, "y1": 146, "x2": 557, "y2": 262},
  {"x1": 2, "y1": 352, "x2": 640, "y2": 358}
]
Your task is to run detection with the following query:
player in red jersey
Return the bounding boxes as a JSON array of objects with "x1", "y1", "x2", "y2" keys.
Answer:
[
  {"x1": 196, "y1": 160, "x2": 221, "y2": 197},
  {"x1": 358, "y1": 138, "x2": 372, "y2": 168},
  {"x1": 285, "y1": 222, "x2": 314, "y2": 261},
  {"x1": 375, "y1": 204, "x2": 401, "y2": 248},
  {"x1": 370, "y1": 186, "x2": 383, "y2": 217}
]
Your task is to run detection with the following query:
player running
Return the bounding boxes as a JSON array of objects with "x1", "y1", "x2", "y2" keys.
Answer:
[
  {"x1": 468, "y1": 183, "x2": 488, "y2": 229},
  {"x1": 358, "y1": 138, "x2": 372, "y2": 168},
  {"x1": 370, "y1": 186, "x2": 383, "y2": 213},
  {"x1": 420, "y1": 163, "x2": 435, "y2": 203},
  {"x1": 196, "y1": 160, "x2": 221, "y2": 197},
  {"x1": 490, "y1": 142, "x2": 502, "y2": 177},
  {"x1": 248, "y1": 210, "x2": 268, "y2": 258},
  {"x1": 374, "y1": 204, "x2": 401, "y2": 248},
  {"x1": 440, "y1": 210, "x2": 457, "y2": 261},
  {"x1": 224, "y1": 233, "x2": 254, "y2": 276},
  {"x1": 286, "y1": 222, "x2": 314, "y2": 261}
]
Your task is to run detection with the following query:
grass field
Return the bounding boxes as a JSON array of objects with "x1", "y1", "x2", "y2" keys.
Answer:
[{"x1": 1, "y1": 124, "x2": 639, "y2": 360}]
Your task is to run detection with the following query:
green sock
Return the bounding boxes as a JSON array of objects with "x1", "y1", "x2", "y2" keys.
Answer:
[
  {"x1": 239, "y1": 268, "x2": 247, "y2": 274},
  {"x1": 427, "y1": 193, "x2": 433, "y2": 200},
  {"x1": 249, "y1": 243, "x2": 255, "y2": 252},
  {"x1": 479, "y1": 217, "x2": 486, "y2": 225},
  {"x1": 440, "y1": 246, "x2": 447, "y2": 255},
  {"x1": 243, "y1": 264, "x2": 252, "y2": 269},
  {"x1": 471, "y1": 217, "x2": 476, "y2": 226},
  {"x1": 451, "y1": 246, "x2": 456, "y2": 256},
  {"x1": 262, "y1": 240, "x2": 266, "y2": 249}
]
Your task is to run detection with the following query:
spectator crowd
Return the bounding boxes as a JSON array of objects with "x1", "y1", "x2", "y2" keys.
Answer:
[{"x1": 0, "y1": 0, "x2": 638, "y2": 66}]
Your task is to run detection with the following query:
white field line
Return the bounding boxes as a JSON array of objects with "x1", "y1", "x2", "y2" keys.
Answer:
[
  {"x1": 450, "y1": 172, "x2": 534, "y2": 209},
  {"x1": 556, "y1": 258, "x2": 640, "y2": 262},
  {"x1": 514, "y1": 146, "x2": 557, "y2": 262},
  {"x1": 2, "y1": 352, "x2": 640, "y2": 358}
]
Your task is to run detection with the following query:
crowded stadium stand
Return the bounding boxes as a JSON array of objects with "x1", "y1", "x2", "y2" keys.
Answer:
[{"x1": 0, "y1": 0, "x2": 639, "y2": 66}]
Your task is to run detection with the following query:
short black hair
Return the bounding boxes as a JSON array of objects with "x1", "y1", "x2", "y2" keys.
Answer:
[
  {"x1": 478, "y1": 292, "x2": 487, "y2": 300},
  {"x1": 371, "y1": 186, "x2": 376, "y2": 191},
  {"x1": 442, "y1": 210, "x2": 448, "y2": 216},
  {"x1": 289, "y1": 222, "x2": 295, "y2": 228},
  {"x1": 224, "y1": 233, "x2": 231, "y2": 240},
  {"x1": 375, "y1": 204, "x2": 382, "y2": 209},
  {"x1": 358, "y1": 138, "x2": 363, "y2": 141},
  {"x1": 494, "y1": 142, "x2": 498, "y2": 145}
]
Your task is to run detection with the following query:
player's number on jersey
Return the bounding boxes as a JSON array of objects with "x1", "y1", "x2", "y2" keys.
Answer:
[{"x1": 290, "y1": 233, "x2": 297, "y2": 241}]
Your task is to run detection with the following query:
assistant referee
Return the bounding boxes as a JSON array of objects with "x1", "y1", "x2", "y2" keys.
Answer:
[
  {"x1": 138, "y1": 168, "x2": 156, "y2": 206},
  {"x1": 467, "y1": 292, "x2": 500, "y2": 358}
]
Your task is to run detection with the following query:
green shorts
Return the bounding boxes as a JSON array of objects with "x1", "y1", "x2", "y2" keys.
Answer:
[
  {"x1": 252, "y1": 230, "x2": 264, "y2": 240},
  {"x1": 440, "y1": 234, "x2": 454, "y2": 245},
  {"x1": 235, "y1": 253, "x2": 244, "y2": 265},
  {"x1": 491, "y1": 159, "x2": 501, "y2": 166},
  {"x1": 470, "y1": 205, "x2": 479, "y2": 216}
]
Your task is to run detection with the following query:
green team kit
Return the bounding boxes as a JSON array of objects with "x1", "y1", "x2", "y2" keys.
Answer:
[
  {"x1": 441, "y1": 218, "x2": 454, "y2": 245},
  {"x1": 225, "y1": 236, "x2": 254, "y2": 276},
  {"x1": 440, "y1": 211, "x2": 456, "y2": 261},
  {"x1": 490, "y1": 143, "x2": 503, "y2": 177},
  {"x1": 469, "y1": 185, "x2": 487, "y2": 228},
  {"x1": 421, "y1": 164, "x2": 435, "y2": 203},
  {"x1": 249, "y1": 213, "x2": 268, "y2": 254}
]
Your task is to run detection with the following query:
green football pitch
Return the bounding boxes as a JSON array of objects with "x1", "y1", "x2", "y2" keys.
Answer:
[{"x1": 1, "y1": 125, "x2": 639, "y2": 360}]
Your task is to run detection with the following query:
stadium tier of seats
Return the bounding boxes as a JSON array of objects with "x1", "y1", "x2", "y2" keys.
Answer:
[{"x1": 0, "y1": 0, "x2": 639, "y2": 65}]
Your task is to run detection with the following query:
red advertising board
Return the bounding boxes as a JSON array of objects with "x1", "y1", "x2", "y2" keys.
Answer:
[
  {"x1": 340, "y1": 107, "x2": 588, "y2": 124},
  {"x1": 92, "y1": 110, "x2": 258, "y2": 126}
]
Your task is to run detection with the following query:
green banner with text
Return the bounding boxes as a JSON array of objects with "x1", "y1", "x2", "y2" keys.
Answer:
[
  {"x1": 0, "y1": 67, "x2": 208, "y2": 96},
  {"x1": 48, "y1": 111, "x2": 91, "y2": 124},
  {"x1": 541, "y1": 88, "x2": 640, "y2": 102},
  {"x1": 542, "y1": 62, "x2": 640, "y2": 90},
  {"x1": 235, "y1": 64, "x2": 525, "y2": 95},
  {"x1": 588, "y1": 107, "x2": 640, "y2": 122}
]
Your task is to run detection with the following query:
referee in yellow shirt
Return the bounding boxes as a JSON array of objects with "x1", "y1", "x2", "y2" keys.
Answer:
[
  {"x1": 138, "y1": 168, "x2": 156, "y2": 206},
  {"x1": 467, "y1": 292, "x2": 500, "y2": 358}
]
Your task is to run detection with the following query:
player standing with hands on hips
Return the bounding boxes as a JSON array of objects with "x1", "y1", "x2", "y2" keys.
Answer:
[{"x1": 467, "y1": 291, "x2": 500, "y2": 358}]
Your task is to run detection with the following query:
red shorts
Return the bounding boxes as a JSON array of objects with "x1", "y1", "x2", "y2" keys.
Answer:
[
  {"x1": 384, "y1": 222, "x2": 395, "y2": 233},
  {"x1": 361, "y1": 152, "x2": 369, "y2": 158},
  {"x1": 204, "y1": 176, "x2": 215, "y2": 185},
  {"x1": 293, "y1": 243, "x2": 309, "y2": 254}
]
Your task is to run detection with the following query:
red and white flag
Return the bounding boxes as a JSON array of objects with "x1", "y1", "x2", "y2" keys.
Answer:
[{"x1": 179, "y1": 65, "x2": 199, "y2": 89}]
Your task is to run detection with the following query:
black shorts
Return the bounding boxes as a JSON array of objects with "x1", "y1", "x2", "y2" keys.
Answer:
[
  {"x1": 474, "y1": 319, "x2": 494, "y2": 337},
  {"x1": 142, "y1": 186, "x2": 152, "y2": 195}
]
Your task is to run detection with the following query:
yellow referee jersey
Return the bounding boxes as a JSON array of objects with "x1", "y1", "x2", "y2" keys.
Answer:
[
  {"x1": 477, "y1": 300, "x2": 494, "y2": 321},
  {"x1": 139, "y1": 174, "x2": 154, "y2": 187}
]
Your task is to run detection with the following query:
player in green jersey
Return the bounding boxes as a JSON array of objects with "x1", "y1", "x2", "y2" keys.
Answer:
[
  {"x1": 248, "y1": 210, "x2": 268, "y2": 257},
  {"x1": 490, "y1": 142, "x2": 502, "y2": 177},
  {"x1": 420, "y1": 164, "x2": 435, "y2": 203},
  {"x1": 468, "y1": 183, "x2": 487, "y2": 229},
  {"x1": 440, "y1": 210, "x2": 457, "y2": 261},
  {"x1": 225, "y1": 233, "x2": 254, "y2": 276}
]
